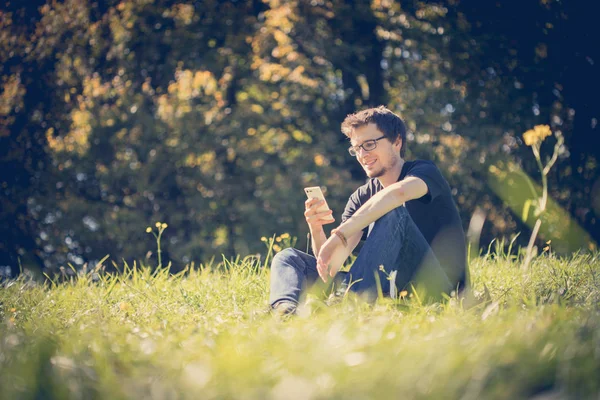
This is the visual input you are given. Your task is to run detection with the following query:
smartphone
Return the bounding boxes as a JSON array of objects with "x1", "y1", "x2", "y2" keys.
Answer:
[{"x1": 304, "y1": 186, "x2": 334, "y2": 218}]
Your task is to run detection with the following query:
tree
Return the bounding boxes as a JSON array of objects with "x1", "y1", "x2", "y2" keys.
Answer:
[{"x1": 1, "y1": 0, "x2": 597, "y2": 276}]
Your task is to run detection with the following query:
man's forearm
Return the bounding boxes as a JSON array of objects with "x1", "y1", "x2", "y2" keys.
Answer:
[
  {"x1": 309, "y1": 226, "x2": 328, "y2": 256},
  {"x1": 338, "y1": 182, "x2": 408, "y2": 238}
]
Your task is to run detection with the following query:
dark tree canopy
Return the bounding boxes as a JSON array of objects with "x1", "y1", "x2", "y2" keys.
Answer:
[{"x1": 1, "y1": 0, "x2": 598, "y2": 276}]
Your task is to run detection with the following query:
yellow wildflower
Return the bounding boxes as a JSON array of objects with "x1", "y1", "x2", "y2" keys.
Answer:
[
  {"x1": 523, "y1": 125, "x2": 552, "y2": 146},
  {"x1": 155, "y1": 222, "x2": 162, "y2": 228},
  {"x1": 146, "y1": 227, "x2": 152, "y2": 233},
  {"x1": 161, "y1": 223, "x2": 168, "y2": 229}
]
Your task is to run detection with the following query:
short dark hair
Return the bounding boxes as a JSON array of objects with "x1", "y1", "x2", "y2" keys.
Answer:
[{"x1": 341, "y1": 106, "x2": 407, "y2": 157}]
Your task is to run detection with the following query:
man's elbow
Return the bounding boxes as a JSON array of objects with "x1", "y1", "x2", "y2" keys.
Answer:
[
  {"x1": 391, "y1": 184, "x2": 407, "y2": 205},
  {"x1": 392, "y1": 180, "x2": 428, "y2": 203}
]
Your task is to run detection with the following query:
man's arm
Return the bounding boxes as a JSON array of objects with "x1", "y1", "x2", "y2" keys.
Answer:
[
  {"x1": 315, "y1": 229, "x2": 361, "y2": 281},
  {"x1": 309, "y1": 226, "x2": 327, "y2": 256},
  {"x1": 336, "y1": 176, "x2": 428, "y2": 239},
  {"x1": 304, "y1": 198, "x2": 335, "y2": 256},
  {"x1": 310, "y1": 225, "x2": 361, "y2": 257},
  {"x1": 315, "y1": 176, "x2": 428, "y2": 282}
]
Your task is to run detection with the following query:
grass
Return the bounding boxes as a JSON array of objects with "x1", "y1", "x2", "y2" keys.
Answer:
[{"x1": 1, "y1": 250, "x2": 599, "y2": 399}]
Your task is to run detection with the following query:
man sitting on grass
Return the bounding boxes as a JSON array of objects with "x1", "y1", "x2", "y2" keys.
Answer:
[{"x1": 269, "y1": 106, "x2": 467, "y2": 315}]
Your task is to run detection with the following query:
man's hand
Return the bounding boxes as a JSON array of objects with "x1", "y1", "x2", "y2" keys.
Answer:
[
  {"x1": 304, "y1": 198, "x2": 335, "y2": 229},
  {"x1": 316, "y1": 230, "x2": 348, "y2": 282}
]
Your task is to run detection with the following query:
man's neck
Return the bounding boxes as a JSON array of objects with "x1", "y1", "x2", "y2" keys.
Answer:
[{"x1": 377, "y1": 158, "x2": 405, "y2": 188}]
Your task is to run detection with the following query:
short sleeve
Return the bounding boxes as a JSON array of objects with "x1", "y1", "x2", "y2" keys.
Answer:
[
  {"x1": 405, "y1": 161, "x2": 446, "y2": 204},
  {"x1": 341, "y1": 190, "x2": 361, "y2": 223},
  {"x1": 341, "y1": 184, "x2": 372, "y2": 241}
]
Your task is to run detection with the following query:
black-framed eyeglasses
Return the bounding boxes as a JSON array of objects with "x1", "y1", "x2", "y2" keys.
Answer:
[{"x1": 348, "y1": 136, "x2": 387, "y2": 157}]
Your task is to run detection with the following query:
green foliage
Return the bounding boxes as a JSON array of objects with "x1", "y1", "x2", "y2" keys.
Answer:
[{"x1": 1, "y1": 252, "x2": 599, "y2": 399}]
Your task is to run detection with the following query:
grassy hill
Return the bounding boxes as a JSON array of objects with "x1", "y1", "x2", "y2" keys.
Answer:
[{"x1": 1, "y1": 250, "x2": 599, "y2": 399}]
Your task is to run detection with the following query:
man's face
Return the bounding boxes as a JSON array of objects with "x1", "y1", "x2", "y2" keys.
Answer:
[{"x1": 350, "y1": 123, "x2": 402, "y2": 179}]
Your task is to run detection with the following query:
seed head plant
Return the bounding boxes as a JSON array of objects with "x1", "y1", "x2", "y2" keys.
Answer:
[{"x1": 146, "y1": 222, "x2": 168, "y2": 268}]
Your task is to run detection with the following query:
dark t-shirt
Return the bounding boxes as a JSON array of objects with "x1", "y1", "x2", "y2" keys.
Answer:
[{"x1": 342, "y1": 160, "x2": 467, "y2": 289}]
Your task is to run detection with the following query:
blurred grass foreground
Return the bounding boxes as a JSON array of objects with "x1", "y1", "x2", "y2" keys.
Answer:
[{"x1": 1, "y1": 251, "x2": 600, "y2": 399}]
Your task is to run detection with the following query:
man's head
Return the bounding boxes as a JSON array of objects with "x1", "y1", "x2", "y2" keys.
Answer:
[
  {"x1": 341, "y1": 106, "x2": 407, "y2": 179},
  {"x1": 341, "y1": 106, "x2": 407, "y2": 157}
]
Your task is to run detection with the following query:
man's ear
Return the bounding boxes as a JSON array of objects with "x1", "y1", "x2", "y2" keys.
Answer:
[{"x1": 394, "y1": 137, "x2": 402, "y2": 151}]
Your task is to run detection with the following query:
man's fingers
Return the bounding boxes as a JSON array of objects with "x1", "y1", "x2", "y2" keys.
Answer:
[
  {"x1": 304, "y1": 198, "x2": 323, "y2": 209},
  {"x1": 311, "y1": 209, "x2": 332, "y2": 218},
  {"x1": 317, "y1": 262, "x2": 325, "y2": 281},
  {"x1": 304, "y1": 202, "x2": 326, "y2": 217},
  {"x1": 305, "y1": 198, "x2": 318, "y2": 207},
  {"x1": 316, "y1": 258, "x2": 329, "y2": 283},
  {"x1": 329, "y1": 264, "x2": 338, "y2": 277},
  {"x1": 304, "y1": 200, "x2": 333, "y2": 227},
  {"x1": 305, "y1": 210, "x2": 334, "y2": 224}
]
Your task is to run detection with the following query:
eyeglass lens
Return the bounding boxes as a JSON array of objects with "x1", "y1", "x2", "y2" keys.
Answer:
[{"x1": 349, "y1": 140, "x2": 376, "y2": 156}]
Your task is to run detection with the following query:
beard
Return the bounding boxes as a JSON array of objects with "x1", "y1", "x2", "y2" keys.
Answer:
[
  {"x1": 364, "y1": 154, "x2": 398, "y2": 178},
  {"x1": 366, "y1": 164, "x2": 387, "y2": 178}
]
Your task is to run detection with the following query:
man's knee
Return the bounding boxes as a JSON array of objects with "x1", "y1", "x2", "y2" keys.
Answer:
[
  {"x1": 271, "y1": 247, "x2": 307, "y2": 268},
  {"x1": 367, "y1": 206, "x2": 409, "y2": 237},
  {"x1": 381, "y1": 206, "x2": 409, "y2": 221}
]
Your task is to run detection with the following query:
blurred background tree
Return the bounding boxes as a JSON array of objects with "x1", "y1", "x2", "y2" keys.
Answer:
[{"x1": 1, "y1": 0, "x2": 598, "y2": 276}]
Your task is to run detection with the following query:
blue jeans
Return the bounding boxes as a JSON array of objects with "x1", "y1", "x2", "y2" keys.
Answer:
[{"x1": 269, "y1": 207, "x2": 452, "y2": 306}]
